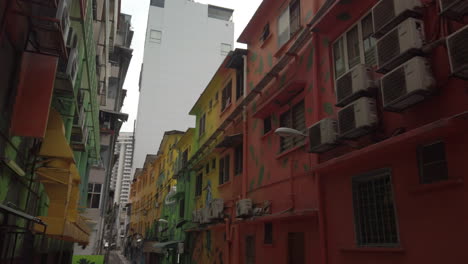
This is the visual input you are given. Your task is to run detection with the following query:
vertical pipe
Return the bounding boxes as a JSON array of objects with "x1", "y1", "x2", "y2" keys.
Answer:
[{"x1": 242, "y1": 55, "x2": 248, "y2": 199}]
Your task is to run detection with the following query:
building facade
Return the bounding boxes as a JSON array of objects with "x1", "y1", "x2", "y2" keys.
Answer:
[
  {"x1": 111, "y1": 131, "x2": 134, "y2": 248},
  {"x1": 128, "y1": 0, "x2": 468, "y2": 264},
  {"x1": 0, "y1": 0, "x2": 126, "y2": 263},
  {"x1": 132, "y1": 0, "x2": 235, "y2": 173},
  {"x1": 73, "y1": 2, "x2": 133, "y2": 257}
]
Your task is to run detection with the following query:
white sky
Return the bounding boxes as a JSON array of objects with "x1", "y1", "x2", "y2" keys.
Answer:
[{"x1": 120, "y1": 0, "x2": 262, "y2": 132}]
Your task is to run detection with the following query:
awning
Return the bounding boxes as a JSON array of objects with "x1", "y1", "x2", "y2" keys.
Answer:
[
  {"x1": 100, "y1": 109, "x2": 129, "y2": 121},
  {"x1": 215, "y1": 134, "x2": 243, "y2": 148},
  {"x1": 143, "y1": 241, "x2": 181, "y2": 253}
]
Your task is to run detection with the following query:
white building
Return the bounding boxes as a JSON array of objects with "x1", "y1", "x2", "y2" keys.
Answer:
[
  {"x1": 133, "y1": 0, "x2": 234, "y2": 171},
  {"x1": 111, "y1": 131, "x2": 134, "y2": 204}
]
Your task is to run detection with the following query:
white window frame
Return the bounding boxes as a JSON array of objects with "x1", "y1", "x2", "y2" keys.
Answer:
[
  {"x1": 221, "y1": 43, "x2": 232, "y2": 56},
  {"x1": 149, "y1": 29, "x2": 162, "y2": 44},
  {"x1": 332, "y1": 11, "x2": 376, "y2": 79}
]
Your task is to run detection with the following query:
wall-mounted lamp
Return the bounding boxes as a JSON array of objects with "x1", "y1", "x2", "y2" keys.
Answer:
[
  {"x1": 1, "y1": 157, "x2": 26, "y2": 177},
  {"x1": 274, "y1": 127, "x2": 306, "y2": 138}
]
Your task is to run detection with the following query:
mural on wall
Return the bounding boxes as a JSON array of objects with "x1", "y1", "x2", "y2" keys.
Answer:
[
  {"x1": 72, "y1": 255, "x2": 104, "y2": 264},
  {"x1": 191, "y1": 230, "x2": 225, "y2": 264}
]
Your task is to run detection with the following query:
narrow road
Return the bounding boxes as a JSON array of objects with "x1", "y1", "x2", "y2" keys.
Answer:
[{"x1": 108, "y1": 251, "x2": 131, "y2": 264}]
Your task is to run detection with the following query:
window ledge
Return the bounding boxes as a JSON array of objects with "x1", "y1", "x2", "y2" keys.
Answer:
[
  {"x1": 409, "y1": 178, "x2": 463, "y2": 195},
  {"x1": 340, "y1": 247, "x2": 405, "y2": 253},
  {"x1": 218, "y1": 181, "x2": 232, "y2": 189},
  {"x1": 220, "y1": 103, "x2": 232, "y2": 117},
  {"x1": 275, "y1": 142, "x2": 307, "y2": 160}
]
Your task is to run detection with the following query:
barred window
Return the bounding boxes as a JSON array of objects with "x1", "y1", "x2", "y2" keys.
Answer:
[
  {"x1": 279, "y1": 101, "x2": 305, "y2": 152},
  {"x1": 219, "y1": 155, "x2": 230, "y2": 184},
  {"x1": 245, "y1": 235, "x2": 255, "y2": 264},
  {"x1": 234, "y1": 145, "x2": 243, "y2": 175},
  {"x1": 222, "y1": 80, "x2": 232, "y2": 110},
  {"x1": 195, "y1": 173, "x2": 203, "y2": 197},
  {"x1": 352, "y1": 169, "x2": 399, "y2": 247}
]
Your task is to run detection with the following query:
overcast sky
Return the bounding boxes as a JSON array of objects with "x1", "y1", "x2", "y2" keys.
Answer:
[{"x1": 120, "y1": 0, "x2": 262, "y2": 132}]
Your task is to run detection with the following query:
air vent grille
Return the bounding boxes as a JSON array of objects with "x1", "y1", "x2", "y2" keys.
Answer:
[
  {"x1": 373, "y1": 0, "x2": 396, "y2": 35},
  {"x1": 377, "y1": 29, "x2": 400, "y2": 69},
  {"x1": 382, "y1": 67, "x2": 406, "y2": 105},
  {"x1": 309, "y1": 124, "x2": 322, "y2": 149},
  {"x1": 336, "y1": 71, "x2": 353, "y2": 104},
  {"x1": 338, "y1": 105, "x2": 356, "y2": 136}
]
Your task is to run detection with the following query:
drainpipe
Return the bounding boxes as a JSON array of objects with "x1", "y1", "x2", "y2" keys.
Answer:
[
  {"x1": 289, "y1": 152, "x2": 295, "y2": 210},
  {"x1": 242, "y1": 54, "x2": 248, "y2": 199}
]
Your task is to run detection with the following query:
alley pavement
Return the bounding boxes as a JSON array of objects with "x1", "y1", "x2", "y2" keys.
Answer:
[{"x1": 108, "y1": 251, "x2": 131, "y2": 264}]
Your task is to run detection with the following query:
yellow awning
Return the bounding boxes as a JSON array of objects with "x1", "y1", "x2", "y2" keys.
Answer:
[
  {"x1": 34, "y1": 214, "x2": 91, "y2": 245},
  {"x1": 38, "y1": 109, "x2": 75, "y2": 161}
]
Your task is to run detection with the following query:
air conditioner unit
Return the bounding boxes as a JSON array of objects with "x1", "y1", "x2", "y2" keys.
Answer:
[
  {"x1": 439, "y1": 0, "x2": 468, "y2": 20},
  {"x1": 307, "y1": 118, "x2": 338, "y2": 153},
  {"x1": 209, "y1": 199, "x2": 224, "y2": 220},
  {"x1": 236, "y1": 199, "x2": 253, "y2": 218},
  {"x1": 177, "y1": 242, "x2": 184, "y2": 254},
  {"x1": 373, "y1": 0, "x2": 423, "y2": 38},
  {"x1": 200, "y1": 207, "x2": 211, "y2": 224},
  {"x1": 192, "y1": 209, "x2": 201, "y2": 223},
  {"x1": 335, "y1": 64, "x2": 376, "y2": 107},
  {"x1": 338, "y1": 97, "x2": 378, "y2": 139},
  {"x1": 31, "y1": 0, "x2": 72, "y2": 55},
  {"x1": 446, "y1": 24, "x2": 468, "y2": 80},
  {"x1": 381, "y1": 57, "x2": 436, "y2": 112},
  {"x1": 376, "y1": 18, "x2": 425, "y2": 73}
]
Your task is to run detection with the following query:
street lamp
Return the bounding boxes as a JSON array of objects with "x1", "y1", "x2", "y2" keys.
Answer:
[
  {"x1": 274, "y1": 127, "x2": 306, "y2": 138},
  {"x1": 158, "y1": 218, "x2": 169, "y2": 224}
]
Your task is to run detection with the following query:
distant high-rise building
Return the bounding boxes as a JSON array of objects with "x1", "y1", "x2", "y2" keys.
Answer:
[
  {"x1": 133, "y1": 0, "x2": 235, "y2": 172},
  {"x1": 111, "y1": 132, "x2": 134, "y2": 205}
]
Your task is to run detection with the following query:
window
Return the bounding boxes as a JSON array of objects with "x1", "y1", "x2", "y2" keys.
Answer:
[
  {"x1": 219, "y1": 155, "x2": 230, "y2": 184},
  {"x1": 221, "y1": 80, "x2": 232, "y2": 111},
  {"x1": 205, "y1": 163, "x2": 210, "y2": 174},
  {"x1": 288, "y1": 232, "x2": 305, "y2": 264},
  {"x1": 236, "y1": 68, "x2": 244, "y2": 100},
  {"x1": 212, "y1": 158, "x2": 216, "y2": 169},
  {"x1": 245, "y1": 235, "x2": 255, "y2": 264},
  {"x1": 209, "y1": 99, "x2": 213, "y2": 111},
  {"x1": 333, "y1": 12, "x2": 376, "y2": 78},
  {"x1": 278, "y1": 0, "x2": 301, "y2": 47},
  {"x1": 150, "y1": 29, "x2": 162, "y2": 43},
  {"x1": 263, "y1": 116, "x2": 272, "y2": 134},
  {"x1": 87, "y1": 183, "x2": 102, "y2": 208},
  {"x1": 279, "y1": 101, "x2": 305, "y2": 152},
  {"x1": 260, "y1": 23, "x2": 270, "y2": 43},
  {"x1": 181, "y1": 149, "x2": 188, "y2": 168},
  {"x1": 221, "y1": 43, "x2": 232, "y2": 56},
  {"x1": 199, "y1": 113, "x2": 206, "y2": 136},
  {"x1": 234, "y1": 145, "x2": 243, "y2": 175},
  {"x1": 179, "y1": 198, "x2": 185, "y2": 218},
  {"x1": 264, "y1": 222, "x2": 273, "y2": 244},
  {"x1": 150, "y1": 0, "x2": 164, "y2": 8},
  {"x1": 418, "y1": 141, "x2": 448, "y2": 184},
  {"x1": 195, "y1": 173, "x2": 203, "y2": 197},
  {"x1": 352, "y1": 169, "x2": 399, "y2": 247}
]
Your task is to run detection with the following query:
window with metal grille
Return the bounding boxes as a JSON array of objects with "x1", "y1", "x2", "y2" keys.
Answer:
[
  {"x1": 222, "y1": 80, "x2": 232, "y2": 111},
  {"x1": 236, "y1": 68, "x2": 244, "y2": 100},
  {"x1": 149, "y1": 29, "x2": 162, "y2": 44},
  {"x1": 288, "y1": 232, "x2": 305, "y2": 264},
  {"x1": 263, "y1": 116, "x2": 272, "y2": 134},
  {"x1": 199, "y1": 113, "x2": 206, "y2": 136},
  {"x1": 234, "y1": 145, "x2": 243, "y2": 175},
  {"x1": 87, "y1": 183, "x2": 102, "y2": 208},
  {"x1": 195, "y1": 173, "x2": 203, "y2": 197},
  {"x1": 332, "y1": 11, "x2": 377, "y2": 79},
  {"x1": 150, "y1": 0, "x2": 164, "y2": 8},
  {"x1": 352, "y1": 169, "x2": 399, "y2": 247},
  {"x1": 264, "y1": 222, "x2": 273, "y2": 244},
  {"x1": 246, "y1": 235, "x2": 255, "y2": 264},
  {"x1": 418, "y1": 141, "x2": 448, "y2": 184},
  {"x1": 219, "y1": 155, "x2": 230, "y2": 184},
  {"x1": 280, "y1": 101, "x2": 305, "y2": 152}
]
